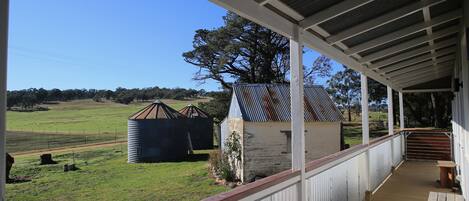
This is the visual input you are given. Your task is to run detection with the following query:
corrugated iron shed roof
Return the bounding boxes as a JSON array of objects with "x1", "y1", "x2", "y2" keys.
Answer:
[
  {"x1": 129, "y1": 100, "x2": 184, "y2": 120},
  {"x1": 232, "y1": 84, "x2": 344, "y2": 122},
  {"x1": 178, "y1": 104, "x2": 211, "y2": 118}
]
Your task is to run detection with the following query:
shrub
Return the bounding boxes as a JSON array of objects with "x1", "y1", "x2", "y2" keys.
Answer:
[{"x1": 208, "y1": 131, "x2": 241, "y2": 183}]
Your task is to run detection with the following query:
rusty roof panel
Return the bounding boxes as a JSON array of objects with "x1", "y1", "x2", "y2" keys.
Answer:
[{"x1": 233, "y1": 84, "x2": 344, "y2": 122}]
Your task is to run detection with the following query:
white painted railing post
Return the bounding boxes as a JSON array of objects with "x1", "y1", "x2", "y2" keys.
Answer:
[
  {"x1": 399, "y1": 92, "x2": 405, "y2": 129},
  {"x1": 290, "y1": 26, "x2": 306, "y2": 201},
  {"x1": 0, "y1": 1, "x2": 8, "y2": 200},
  {"x1": 361, "y1": 73, "x2": 371, "y2": 200}
]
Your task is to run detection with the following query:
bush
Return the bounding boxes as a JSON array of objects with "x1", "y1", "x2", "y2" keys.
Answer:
[
  {"x1": 208, "y1": 131, "x2": 241, "y2": 183},
  {"x1": 209, "y1": 151, "x2": 236, "y2": 182}
]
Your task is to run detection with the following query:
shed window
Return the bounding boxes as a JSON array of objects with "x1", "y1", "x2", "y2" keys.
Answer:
[{"x1": 280, "y1": 130, "x2": 307, "y2": 154}]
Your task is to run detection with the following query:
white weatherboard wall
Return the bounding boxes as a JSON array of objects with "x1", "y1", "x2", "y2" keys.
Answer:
[{"x1": 242, "y1": 121, "x2": 341, "y2": 182}]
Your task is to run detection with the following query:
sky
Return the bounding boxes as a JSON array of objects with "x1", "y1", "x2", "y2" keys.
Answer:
[{"x1": 7, "y1": 0, "x2": 342, "y2": 91}]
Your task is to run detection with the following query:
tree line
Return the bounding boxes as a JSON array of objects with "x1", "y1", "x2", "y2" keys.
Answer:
[{"x1": 7, "y1": 87, "x2": 205, "y2": 110}]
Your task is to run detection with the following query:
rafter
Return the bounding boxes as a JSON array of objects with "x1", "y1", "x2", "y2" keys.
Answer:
[
  {"x1": 397, "y1": 71, "x2": 453, "y2": 88},
  {"x1": 359, "y1": 25, "x2": 459, "y2": 63},
  {"x1": 344, "y1": 9, "x2": 461, "y2": 55},
  {"x1": 393, "y1": 68, "x2": 453, "y2": 84},
  {"x1": 391, "y1": 63, "x2": 453, "y2": 82},
  {"x1": 375, "y1": 47, "x2": 455, "y2": 72},
  {"x1": 386, "y1": 60, "x2": 454, "y2": 78},
  {"x1": 370, "y1": 38, "x2": 456, "y2": 69},
  {"x1": 299, "y1": 0, "x2": 373, "y2": 30},
  {"x1": 326, "y1": 0, "x2": 444, "y2": 44},
  {"x1": 382, "y1": 54, "x2": 455, "y2": 74}
]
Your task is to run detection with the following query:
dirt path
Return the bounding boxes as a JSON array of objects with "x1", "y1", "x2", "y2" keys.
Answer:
[{"x1": 12, "y1": 140, "x2": 127, "y2": 157}]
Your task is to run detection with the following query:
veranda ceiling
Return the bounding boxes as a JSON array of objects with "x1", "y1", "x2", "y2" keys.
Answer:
[{"x1": 212, "y1": 0, "x2": 462, "y2": 90}]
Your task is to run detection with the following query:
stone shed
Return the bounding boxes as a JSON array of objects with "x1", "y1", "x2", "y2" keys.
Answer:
[{"x1": 221, "y1": 83, "x2": 344, "y2": 182}]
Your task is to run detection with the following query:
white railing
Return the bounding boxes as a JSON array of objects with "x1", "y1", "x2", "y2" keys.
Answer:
[{"x1": 204, "y1": 132, "x2": 405, "y2": 201}]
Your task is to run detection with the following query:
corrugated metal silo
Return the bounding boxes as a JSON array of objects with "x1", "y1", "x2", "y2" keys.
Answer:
[
  {"x1": 179, "y1": 104, "x2": 214, "y2": 150},
  {"x1": 128, "y1": 100, "x2": 188, "y2": 163}
]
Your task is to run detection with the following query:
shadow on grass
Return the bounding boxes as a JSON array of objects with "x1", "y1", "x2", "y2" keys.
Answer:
[
  {"x1": 7, "y1": 176, "x2": 32, "y2": 184},
  {"x1": 186, "y1": 153, "x2": 210, "y2": 162}
]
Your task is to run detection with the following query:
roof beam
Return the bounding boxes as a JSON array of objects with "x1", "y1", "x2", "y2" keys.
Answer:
[
  {"x1": 376, "y1": 48, "x2": 455, "y2": 72},
  {"x1": 359, "y1": 25, "x2": 459, "y2": 63},
  {"x1": 210, "y1": 0, "x2": 295, "y2": 38},
  {"x1": 344, "y1": 9, "x2": 461, "y2": 55},
  {"x1": 326, "y1": 0, "x2": 445, "y2": 44},
  {"x1": 391, "y1": 64, "x2": 453, "y2": 81},
  {"x1": 299, "y1": 0, "x2": 373, "y2": 30},
  {"x1": 267, "y1": 0, "x2": 304, "y2": 21},
  {"x1": 386, "y1": 60, "x2": 454, "y2": 78},
  {"x1": 397, "y1": 71, "x2": 452, "y2": 88},
  {"x1": 393, "y1": 68, "x2": 453, "y2": 84},
  {"x1": 382, "y1": 54, "x2": 455, "y2": 74},
  {"x1": 370, "y1": 38, "x2": 456, "y2": 69},
  {"x1": 402, "y1": 88, "x2": 452, "y2": 93}
]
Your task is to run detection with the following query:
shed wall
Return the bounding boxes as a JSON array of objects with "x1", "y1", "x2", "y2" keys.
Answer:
[{"x1": 241, "y1": 121, "x2": 341, "y2": 182}]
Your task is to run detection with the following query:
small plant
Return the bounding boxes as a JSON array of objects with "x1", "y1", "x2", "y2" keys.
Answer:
[{"x1": 208, "y1": 131, "x2": 242, "y2": 183}]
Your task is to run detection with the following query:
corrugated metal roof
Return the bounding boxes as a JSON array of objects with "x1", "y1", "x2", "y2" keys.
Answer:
[
  {"x1": 178, "y1": 104, "x2": 211, "y2": 118},
  {"x1": 129, "y1": 100, "x2": 184, "y2": 120},
  {"x1": 232, "y1": 84, "x2": 344, "y2": 122}
]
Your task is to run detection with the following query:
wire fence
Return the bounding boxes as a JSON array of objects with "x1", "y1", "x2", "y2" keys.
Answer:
[{"x1": 6, "y1": 130, "x2": 127, "y2": 153}]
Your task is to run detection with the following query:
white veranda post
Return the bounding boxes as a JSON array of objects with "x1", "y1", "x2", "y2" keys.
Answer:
[
  {"x1": 399, "y1": 92, "x2": 405, "y2": 129},
  {"x1": 361, "y1": 73, "x2": 369, "y2": 144},
  {"x1": 0, "y1": 0, "x2": 9, "y2": 200},
  {"x1": 387, "y1": 86, "x2": 394, "y2": 135},
  {"x1": 289, "y1": 26, "x2": 306, "y2": 201}
]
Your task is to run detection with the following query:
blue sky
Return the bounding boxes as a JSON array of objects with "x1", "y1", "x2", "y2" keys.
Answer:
[{"x1": 7, "y1": 0, "x2": 341, "y2": 91}]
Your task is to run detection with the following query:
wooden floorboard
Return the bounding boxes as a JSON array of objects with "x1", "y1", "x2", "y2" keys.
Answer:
[{"x1": 372, "y1": 161, "x2": 459, "y2": 201}]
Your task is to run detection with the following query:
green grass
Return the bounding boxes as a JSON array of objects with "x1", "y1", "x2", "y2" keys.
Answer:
[
  {"x1": 7, "y1": 145, "x2": 228, "y2": 201},
  {"x1": 6, "y1": 98, "x2": 210, "y2": 135}
]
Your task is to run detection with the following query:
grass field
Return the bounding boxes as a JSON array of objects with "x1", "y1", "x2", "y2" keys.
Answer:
[
  {"x1": 7, "y1": 145, "x2": 227, "y2": 201},
  {"x1": 6, "y1": 98, "x2": 210, "y2": 135}
]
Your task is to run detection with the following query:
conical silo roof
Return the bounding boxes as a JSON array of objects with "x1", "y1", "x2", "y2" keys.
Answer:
[
  {"x1": 129, "y1": 100, "x2": 184, "y2": 120},
  {"x1": 178, "y1": 104, "x2": 210, "y2": 118}
]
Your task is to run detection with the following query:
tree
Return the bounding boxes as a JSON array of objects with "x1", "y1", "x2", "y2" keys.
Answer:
[
  {"x1": 183, "y1": 12, "x2": 290, "y2": 89},
  {"x1": 304, "y1": 55, "x2": 332, "y2": 85},
  {"x1": 183, "y1": 12, "x2": 332, "y2": 89},
  {"x1": 198, "y1": 91, "x2": 231, "y2": 123},
  {"x1": 327, "y1": 66, "x2": 360, "y2": 122}
]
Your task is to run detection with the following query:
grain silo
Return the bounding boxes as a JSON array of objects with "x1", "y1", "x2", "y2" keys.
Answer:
[
  {"x1": 179, "y1": 104, "x2": 214, "y2": 150},
  {"x1": 128, "y1": 100, "x2": 188, "y2": 163}
]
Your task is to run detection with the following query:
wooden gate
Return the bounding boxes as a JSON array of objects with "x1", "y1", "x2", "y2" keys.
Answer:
[{"x1": 405, "y1": 130, "x2": 452, "y2": 161}]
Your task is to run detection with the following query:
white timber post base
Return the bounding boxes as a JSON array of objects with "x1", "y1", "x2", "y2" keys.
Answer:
[
  {"x1": 399, "y1": 92, "x2": 405, "y2": 130},
  {"x1": 0, "y1": 0, "x2": 9, "y2": 200},
  {"x1": 290, "y1": 26, "x2": 306, "y2": 201},
  {"x1": 361, "y1": 73, "x2": 371, "y2": 201}
]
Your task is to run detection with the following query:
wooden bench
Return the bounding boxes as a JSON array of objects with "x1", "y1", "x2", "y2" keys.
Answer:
[{"x1": 428, "y1": 192, "x2": 464, "y2": 201}]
